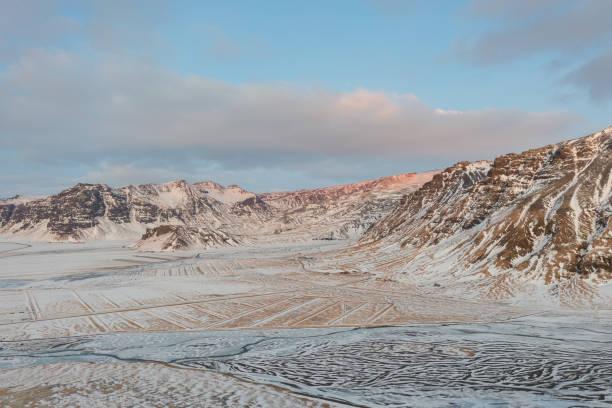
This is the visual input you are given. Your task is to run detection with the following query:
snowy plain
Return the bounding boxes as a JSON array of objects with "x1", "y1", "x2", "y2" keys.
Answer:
[{"x1": 0, "y1": 239, "x2": 610, "y2": 407}]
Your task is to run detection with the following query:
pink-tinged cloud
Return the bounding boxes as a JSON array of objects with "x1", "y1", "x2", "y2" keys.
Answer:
[{"x1": 0, "y1": 50, "x2": 580, "y2": 162}]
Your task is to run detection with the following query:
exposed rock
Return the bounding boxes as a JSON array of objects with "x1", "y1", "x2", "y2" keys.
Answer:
[{"x1": 134, "y1": 225, "x2": 240, "y2": 251}]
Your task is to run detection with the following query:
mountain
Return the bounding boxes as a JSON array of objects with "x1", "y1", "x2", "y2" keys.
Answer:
[
  {"x1": 2, "y1": 126, "x2": 610, "y2": 300},
  {"x1": 0, "y1": 180, "x2": 240, "y2": 242},
  {"x1": 342, "y1": 126, "x2": 612, "y2": 301},
  {"x1": 0, "y1": 172, "x2": 436, "y2": 247},
  {"x1": 259, "y1": 172, "x2": 437, "y2": 241}
]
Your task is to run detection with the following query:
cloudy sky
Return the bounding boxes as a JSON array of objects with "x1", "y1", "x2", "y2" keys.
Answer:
[{"x1": 1, "y1": 0, "x2": 610, "y2": 196}]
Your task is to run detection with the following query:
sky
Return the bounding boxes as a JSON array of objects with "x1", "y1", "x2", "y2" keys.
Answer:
[{"x1": 1, "y1": 0, "x2": 611, "y2": 196}]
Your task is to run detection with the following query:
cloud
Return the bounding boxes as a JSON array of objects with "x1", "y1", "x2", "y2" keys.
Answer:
[
  {"x1": 85, "y1": 0, "x2": 174, "y2": 60},
  {"x1": 0, "y1": 0, "x2": 175, "y2": 66},
  {"x1": 0, "y1": 2, "x2": 594, "y2": 195},
  {"x1": 456, "y1": 0, "x2": 612, "y2": 65},
  {"x1": 0, "y1": 49, "x2": 581, "y2": 195},
  {"x1": 467, "y1": 0, "x2": 566, "y2": 19},
  {"x1": 564, "y1": 50, "x2": 612, "y2": 103},
  {"x1": 0, "y1": 0, "x2": 80, "y2": 62},
  {"x1": 0, "y1": 50, "x2": 580, "y2": 158},
  {"x1": 452, "y1": 0, "x2": 612, "y2": 104}
]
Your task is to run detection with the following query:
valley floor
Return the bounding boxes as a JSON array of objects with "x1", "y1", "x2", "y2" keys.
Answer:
[
  {"x1": 0, "y1": 240, "x2": 610, "y2": 406},
  {"x1": 0, "y1": 240, "x2": 536, "y2": 340}
]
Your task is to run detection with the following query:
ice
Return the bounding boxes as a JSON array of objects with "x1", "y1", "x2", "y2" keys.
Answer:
[{"x1": 1, "y1": 314, "x2": 610, "y2": 407}]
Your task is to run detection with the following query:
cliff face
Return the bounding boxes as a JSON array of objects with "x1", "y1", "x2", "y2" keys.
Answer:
[{"x1": 358, "y1": 127, "x2": 612, "y2": 297}]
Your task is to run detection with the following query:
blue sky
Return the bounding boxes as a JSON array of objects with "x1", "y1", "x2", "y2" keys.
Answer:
[{"x1": 1, "y1": 0, "x2": 611, "y2": 195}]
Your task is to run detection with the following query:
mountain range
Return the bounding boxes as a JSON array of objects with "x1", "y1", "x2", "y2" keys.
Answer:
[
  {"x1": 1, "y1": 126, "x2": 610, "y2": 299},
  {"x1": 0, "y1": 172, "x2": 435, "y2": 249}
]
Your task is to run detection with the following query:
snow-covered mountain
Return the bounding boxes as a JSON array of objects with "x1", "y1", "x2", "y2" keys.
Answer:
[
  {"x1": 259, "y1": 171, "x2": 438, "y2": 241},
  {"x1": 337, "y1": 126, "x2": 612, "y2": 301},
  {"x1": 2, "y1": 126, "x2": 610, "y2": 300},
  {"x1": 0, "y1": 172, "x2": 435, "y2": 247},
  {"x1": 0, "y1": 180, "x2": 241, "y2": 242}
]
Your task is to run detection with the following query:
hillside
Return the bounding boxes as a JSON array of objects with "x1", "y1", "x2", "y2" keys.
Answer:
[{"x1": 313, "y1": 126, "x2": 612, "y2": 302}]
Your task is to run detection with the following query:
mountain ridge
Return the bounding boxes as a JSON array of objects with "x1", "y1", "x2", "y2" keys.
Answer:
[
  {"x1": 0, "y1": 171, "x2": 435, "y2": 246},
  {"x1": 1, "y1": 126, "x2": 610, "y2": 300}
]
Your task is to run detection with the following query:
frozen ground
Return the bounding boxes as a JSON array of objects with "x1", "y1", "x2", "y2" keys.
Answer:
[
  {"x1": 0, "y1": 362, "x2": 333, "y2": 407},
  {"x1": 0, "y1": 240, "x2": 535, "y2": 340},
  {"x1": 1, "y1": 313, "x2": 610, "y2": 407},
  {"x1": 1, "y1": 240, "x2": 610, "y2": 406}
]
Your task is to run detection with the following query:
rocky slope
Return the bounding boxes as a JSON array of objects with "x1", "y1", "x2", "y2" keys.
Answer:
[
  {"x1": 348, "y1": 126, "x2": 612, "y2": 301},
  {"x1": 0, "y1": 172, "x2": 435, "y2": 248},
  {"x1": 260, "y1": 172, "x2": 437, "y2": 240},
  {"x1": 134, "y1": 225, "x2": 241, "y2": 251}
]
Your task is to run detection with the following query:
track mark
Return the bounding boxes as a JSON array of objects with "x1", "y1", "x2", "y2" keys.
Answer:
[
  {"x1": 134, "y1": 255, "x2": 174, "y2": 261},
  {"x1": 189, "y1": 304, "x2": 227, "y2": 319},
  {"x1": 289, "y1": 301, "x2": 340, "y2": 327},
  {"x1": 0, "y1": 290, "x2": 303, "y2": 329},
  {"x1": 235, "y1": 301, "x2": 257, "y2": 309},
  {"x1": 97, "y1": 294, "x2": 120, "y2": 309},
  {"x1": 23, "y1": 291, "x2": 36, "y2": 320},
  {"x1": 206, "y1": 295, "x2": 299, "y2": 329},
  {"x1": 167, "y1": 310, "x2": 201, "y2": 327},
  {"x1": 367, "y1": 303, "x2": 394, "y2": 324},
  {"x1": 25, "y1": 291, "x2": 42, "y2": 320},
  {"x1": 72, "y1": 290, "x2": 95, "y2": 313},
  {"x1": 144, "y1": 310, "x2": 189, "y2": 329},
  {"x1": 88, "y1": 316, "x2": 107, "y2": 333},
  {"x1": 172, "y1": 294, "x2": 188, "y2": 302},
  {"x1": 118, "y1": 313, "x2": 144, "y2": 329},
  {"x1": 249, "y1": 298, "x2": 321, "y2": 328},
  {"x1": 326, "y1": 302, "x2": 368, "y2": 325}
]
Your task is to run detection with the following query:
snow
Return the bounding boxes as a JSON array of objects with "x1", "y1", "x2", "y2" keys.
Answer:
[
  {"x1": 0, "y1": 362, "x2": 332, "y2": 407},
  {"x1": 569, "y1": 187, "x2": 582, "y2": 238},
  {"x1": 1, "y1": 130, "x2": 610, "y2": 405},
  {"x1": 0, "y1": 195, "x2": 43, "y2": 205},
  {"x1": 1, "y1": 171, "x2": 436, "y2": 248},
  {"x1": 1, "y1": 313, "x2": 610, "y2": 407},
  {"x1": 192, "y1": 181, "x2": 256, "y2": 204},
  {"x1": 0, "y1": 239, "x2": 541, "y2": 342},
  {"x1": 599, "y1": 166, "x2": 612, "y2": 204},
  {"x1": 81, "y1": 218, "x2": 147, "y2": 241}
]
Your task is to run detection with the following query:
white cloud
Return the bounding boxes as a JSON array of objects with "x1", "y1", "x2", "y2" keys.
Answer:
[
  {"x1": 457, "y1": 0, "x2": 612, "y2": 65},
  {"x1": 0, "y1": 49, "x2": 582, "y2": 194},
  {"x1": 0, "y1": 50, "x2": 580, "y2": 160},
  {"x1": 564, "y1": 50, "x2": 612, "y2": 103}
]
